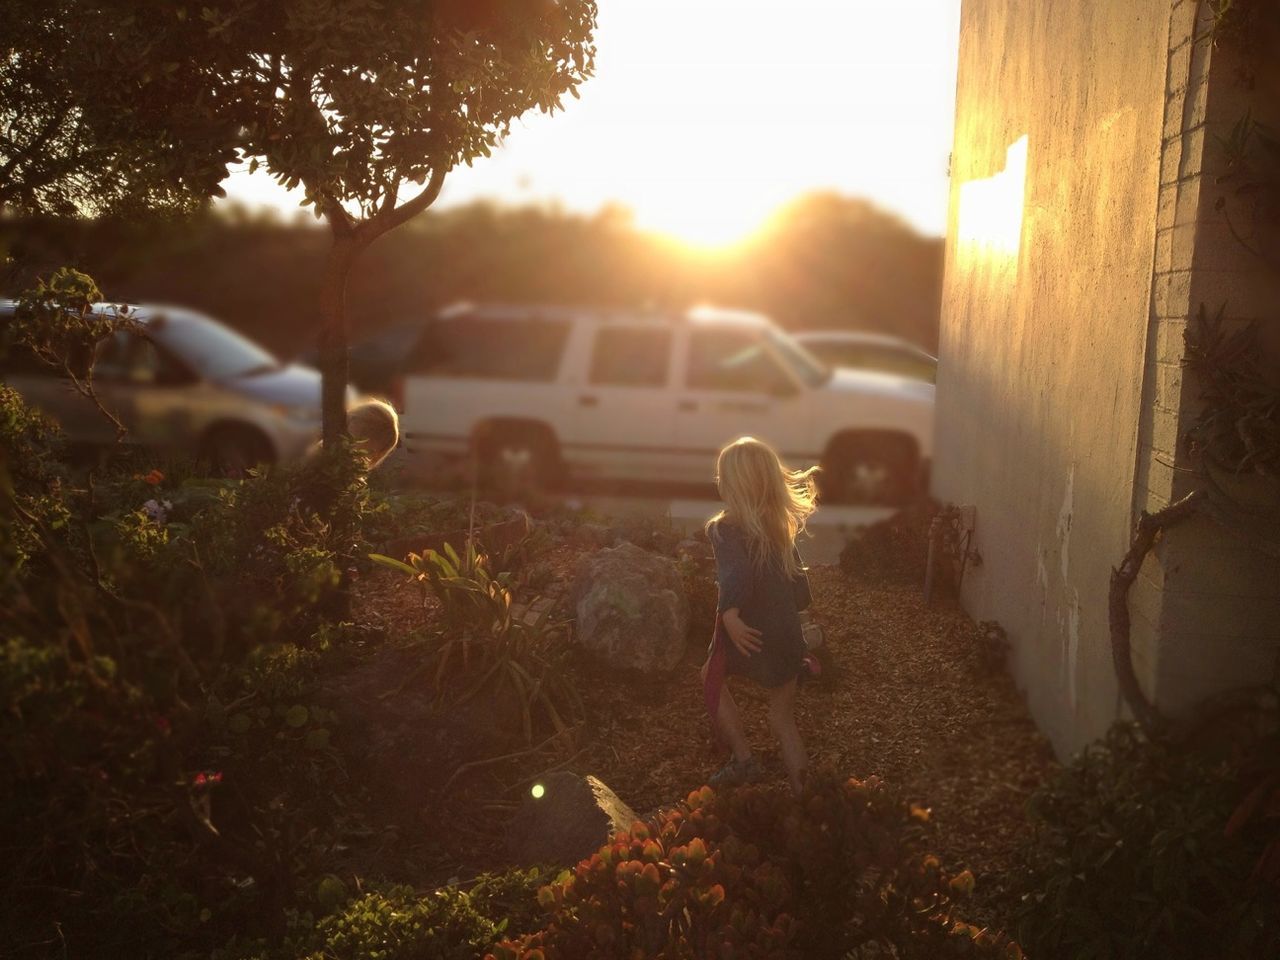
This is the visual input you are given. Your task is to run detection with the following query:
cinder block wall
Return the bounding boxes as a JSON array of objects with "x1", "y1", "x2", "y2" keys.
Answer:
[{"x1": 1133, "y1": 3, "x2": 1280, "y2": 712}]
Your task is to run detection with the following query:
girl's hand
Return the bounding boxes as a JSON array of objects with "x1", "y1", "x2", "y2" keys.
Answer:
[{"x1": 723, "y1": 610, "x2": 763, "y2": 657}]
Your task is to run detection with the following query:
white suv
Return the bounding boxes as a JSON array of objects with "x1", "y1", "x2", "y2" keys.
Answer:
[{"x1": 399, "y1": 303, "x2": 934, "y2": 503}]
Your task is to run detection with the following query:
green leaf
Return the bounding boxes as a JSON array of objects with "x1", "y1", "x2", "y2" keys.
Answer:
[{"x1": 368, "y1": 552, "x2": 416, "y2": 575}]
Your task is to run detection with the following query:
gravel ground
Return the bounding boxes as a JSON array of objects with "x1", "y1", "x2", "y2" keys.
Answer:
[{"x1": 355, "y1": 542, "x2": 1058, "y2": 923}]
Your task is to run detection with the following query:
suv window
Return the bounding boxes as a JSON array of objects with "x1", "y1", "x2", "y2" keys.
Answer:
[
  {"x1": 416, "y1": 315, "x2": 570, "y2": 382},
  {"x1": 686, "y1": 328, "x2": 793, "y2": 394},
  {"x1": 589, "y1": 327, "x2": 670, "y2": 387}
]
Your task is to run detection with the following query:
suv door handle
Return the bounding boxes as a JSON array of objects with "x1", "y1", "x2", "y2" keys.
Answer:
[
  {"x1": 715, "y1": 400, "x2": 768, "y2": 414},
  {"x1": 578, "y1": 394, "x2": 599, "y2": 407},
  {"x1": 677, "y1": 399, "x2": 698, "y2": 413}
]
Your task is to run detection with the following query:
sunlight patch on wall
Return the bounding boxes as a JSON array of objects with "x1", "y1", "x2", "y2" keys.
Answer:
[{"x1": 957, "y1": 135, "x2": 1028, "y2": 266}]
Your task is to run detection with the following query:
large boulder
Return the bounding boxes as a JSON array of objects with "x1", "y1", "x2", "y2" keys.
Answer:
[
  {"x1": 506, "y1": 771, "x2": 637, "y2": 866},
  {"x1": 571, "y1": 542, "x2": 689, "y2": 673}
]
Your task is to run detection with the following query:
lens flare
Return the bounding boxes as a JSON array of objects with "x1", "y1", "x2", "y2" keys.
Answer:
[{"x1": 531, "y1": 783, "x2": 546, "y2": 799}]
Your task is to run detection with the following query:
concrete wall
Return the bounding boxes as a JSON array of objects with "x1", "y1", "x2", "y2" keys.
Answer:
[{"x1": 934, "y1": 0, "x2": 1175, "y2": 755}]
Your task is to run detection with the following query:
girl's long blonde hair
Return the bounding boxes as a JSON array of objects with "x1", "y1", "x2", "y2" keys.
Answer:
[{"x1": 707, "y1": 436, "x2": 818, "y2": 578}]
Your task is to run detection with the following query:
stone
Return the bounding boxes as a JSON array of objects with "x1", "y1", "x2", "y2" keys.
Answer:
[
  {"x1": 676, "y1": 538, "x2": 714, "y2": 562},
  {"x1": 571, "y1": 522, "x2": 613, "y2": 548},
  {"x1": 506, "y1": 771, "x2": 637, "y2": 866},
  {"x1": 571, "y1": 542, "x2": 690, "y2": 673}
]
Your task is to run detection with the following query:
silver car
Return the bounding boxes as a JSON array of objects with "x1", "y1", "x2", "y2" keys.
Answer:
[
  {"x1": 0, "y1": 301, "x2": 338, "y2": 472},
  {"x1": 791, "y1": 330, "x2": 937, "y2": 383}
]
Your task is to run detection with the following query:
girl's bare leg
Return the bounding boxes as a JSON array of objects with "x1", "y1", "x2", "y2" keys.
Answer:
[
  {"x1": 718, "y1": 686, "x2": 754, "y2": 762},
  {"x1": 767, "y1": 679, "x2": 807, "y2": 794}
]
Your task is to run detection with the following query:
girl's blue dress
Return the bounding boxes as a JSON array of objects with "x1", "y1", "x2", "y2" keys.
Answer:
[{"x1": 707, "y1": 518, "x2": 807, "y2": 689}]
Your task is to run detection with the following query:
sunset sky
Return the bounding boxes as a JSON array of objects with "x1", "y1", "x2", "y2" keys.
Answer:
[{"x1": 221, "y1": 0, "x2": 962, "y2": 246}]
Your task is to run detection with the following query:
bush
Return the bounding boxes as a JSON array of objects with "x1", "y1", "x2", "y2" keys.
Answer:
[
  {"x1": 1009, "y1": 723, "x2": 1280, "y2": 960},
  {"x1": 371, "y1": 539, "x2": 581, "y2": 744},
  {"x1": 0, "y1": 381, "x2": 383, "y2": 954},
  {"x1": 214, "y1": 869, "x2": 555, "y2": 960},
  {"x1": 489, "y1": 773, "x2": 1022, "y2": 960}
]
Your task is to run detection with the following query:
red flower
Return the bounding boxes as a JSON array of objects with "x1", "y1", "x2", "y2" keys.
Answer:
[
  {"x1": 194, "y1": 772, "x2": 207, "y2": 787},
  {"x1": 140, "y1": 469, "x2": 164, "y2": 486}
]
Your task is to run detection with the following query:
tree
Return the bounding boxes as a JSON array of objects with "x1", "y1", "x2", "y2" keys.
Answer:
[
  {"x1": 0, "y1": 0, "x2": 240, "y2": 218},
  {"x1": 4, "y1": 0, "x2": 597, "y2": 441}
]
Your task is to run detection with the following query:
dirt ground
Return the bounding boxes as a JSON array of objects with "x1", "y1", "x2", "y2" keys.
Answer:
[{"x1": 348, "y1": 541, "x2": 1058, "y2": 923}]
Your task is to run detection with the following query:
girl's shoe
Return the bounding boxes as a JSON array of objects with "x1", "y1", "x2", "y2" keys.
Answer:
[
  {"x1": 709, "y1": 755, "x2": 765, "y2": 787},
  {"x1": 799, "y1": 652, "x2": 822, "y2": 682}
]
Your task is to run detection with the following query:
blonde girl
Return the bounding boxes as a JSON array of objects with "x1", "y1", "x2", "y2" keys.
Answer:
[{"x1": 701, "y1": 436, "x2": 818, "y2": 795}]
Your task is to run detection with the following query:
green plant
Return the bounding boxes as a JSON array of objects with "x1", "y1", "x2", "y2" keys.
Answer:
[
  {"x1": 1010, "y1": 723, "x2": 1280, "y2": 960},
  {"x1": 371, "y1": 540, "x2": 580, "y2": 744},
  {"x1": 6, "y1": 267, "x2": 139, "y2": 438},
  {"x1": 488, "y1": 774, "x2": 1021, "y2": 960}
]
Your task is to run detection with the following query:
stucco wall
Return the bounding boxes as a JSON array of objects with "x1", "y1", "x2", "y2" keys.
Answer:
[{"x1": 934, "y1": 0, "x2": 1175, "y2": 755}]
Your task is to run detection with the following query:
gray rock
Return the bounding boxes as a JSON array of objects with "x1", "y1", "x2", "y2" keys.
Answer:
[
  {"x1": 506, "y1": 771, "x2": 638, "y2": 866},
  {"x1": 571, "y1": 542, "x2": 689, "y2": 673},
  {"x1": 676, "y1": 538, "x2": 714, "y2": 562},
  {"x1": 571, "y1": 522, "x2": 613, "y2": 548}
]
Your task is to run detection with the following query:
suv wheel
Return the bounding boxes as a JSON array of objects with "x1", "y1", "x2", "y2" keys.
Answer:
[
  {"x1": 202, "y1": 424, "x2": 274, "y2": 478},
  {"x1": 824, "y1": 434, "x2": 917, "y2": 506},
  {"x1": 478, "y1": 426, "x2": 557, "y2": 499}
]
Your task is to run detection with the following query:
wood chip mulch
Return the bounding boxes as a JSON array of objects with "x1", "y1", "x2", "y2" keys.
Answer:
[{"x1": 352, "y1": 544, "x2": 1058, "y2": 922}]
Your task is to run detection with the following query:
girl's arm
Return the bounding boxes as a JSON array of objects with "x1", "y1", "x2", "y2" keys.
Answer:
[{"x1": 711, "y1": 522, "x2": 762, "y2": 656}]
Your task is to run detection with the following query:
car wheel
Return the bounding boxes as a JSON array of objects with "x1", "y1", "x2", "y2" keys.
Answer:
[
  {"x1": 202, "y1": 424, "x2": 275, "y2": 479},
  {"x1": 479, "y1": 426, "x2": 557, "y2": 500},
  {"x1": 824, "y1": 434, "x2": 918, "y2": 506}
]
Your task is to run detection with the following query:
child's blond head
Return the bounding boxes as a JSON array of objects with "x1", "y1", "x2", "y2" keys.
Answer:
[
  {"x1": 347, "y1": 398, "x2": 399, "y2": 469},
  {"x1": 709, "y1": 436, "x2": 818, "y2": 577}
]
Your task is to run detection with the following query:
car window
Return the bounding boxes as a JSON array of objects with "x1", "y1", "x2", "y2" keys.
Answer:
[
  {"x1": 151, "y1": 313, "x2": 279, "y2": 381},
  {"x1": 686, "y1": 328, "x2": 792, "y2": 394},
  {"x1": 93, "y1": 332, "x2": 161, "y2": 383},
  {"x1": 768, "y1": 329, "x2": 828, "y2": 387},
  {"x1": 589, "y1": 327, "x2": 670, "y2": 387},
  {"x1": 832, "y1": 344, "x2": 935, "y2": 382},
  {"x1": 417, "y1": 316, "x2": 570, "y2": 382}
]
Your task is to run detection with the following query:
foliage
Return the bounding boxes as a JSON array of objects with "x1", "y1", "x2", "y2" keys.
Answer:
[
  {"x1": 1009, "y1": 723, "x2": 1280, "y2": 960},
  {"x1": 1184, "y1": 304, "x2": 1280, "y2": 482},
  {"x1": 216, "y1": 868, "x2": 555, "y2": 960},
  {"x1": 0, "y1": 0, "x2": 221, "y2": 217},
  {"x1": 305, "y1": 884, "x2": 503, "y2": 960},
  {"x1": 3, "y1": 267, "x2": 138, "y2": 438},
  {"x1": 488, "y1": 773, "x2": 1022, "y2": 960},
  {"x1": 0, "y1": 383, "x2": 71, "y2": 588},
  {"x1": 838, "y1": 499, "x2": 941, "y2": 585},
  {"x1": 2, "y1": 197, "x2": 945, "y2": 371},
  {"x1": 371, "y1": 539, "x2": 580, "y2": 744},
  {"x1": 0, "y1": 377, "x2": 385, "y2": 954},
  {"x1": 1215, "y1": 112, "x2": 1280, "y2": 274}
]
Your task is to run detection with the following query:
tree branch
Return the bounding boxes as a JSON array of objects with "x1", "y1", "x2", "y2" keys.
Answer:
[
  {"x1": 1109, "y1": 490, "x2": 1206, "y2": 737},
  {"x1": 359, "y1": 163, "x2": 446, "y2": 241}
]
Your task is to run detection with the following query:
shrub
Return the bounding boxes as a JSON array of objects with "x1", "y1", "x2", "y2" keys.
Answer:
[
  {"x1": 1009, "y1": 723, "x2": 1280, "y2": 960},
  {"x1": 371, "y1": 539, "x2": 581, "y2": 744},
  {"x1": 489, "y1": 773, "x2": 1022, "y2": 960}
]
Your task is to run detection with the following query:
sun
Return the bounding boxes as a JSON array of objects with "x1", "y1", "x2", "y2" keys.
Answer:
[{"x1": 635, "y1": 188, "x2": 772, "y2": 252}]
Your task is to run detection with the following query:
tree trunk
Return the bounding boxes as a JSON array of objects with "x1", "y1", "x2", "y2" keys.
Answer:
[{"x1": 318, "y1": 233, "x2": 358, "y2": 446}]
